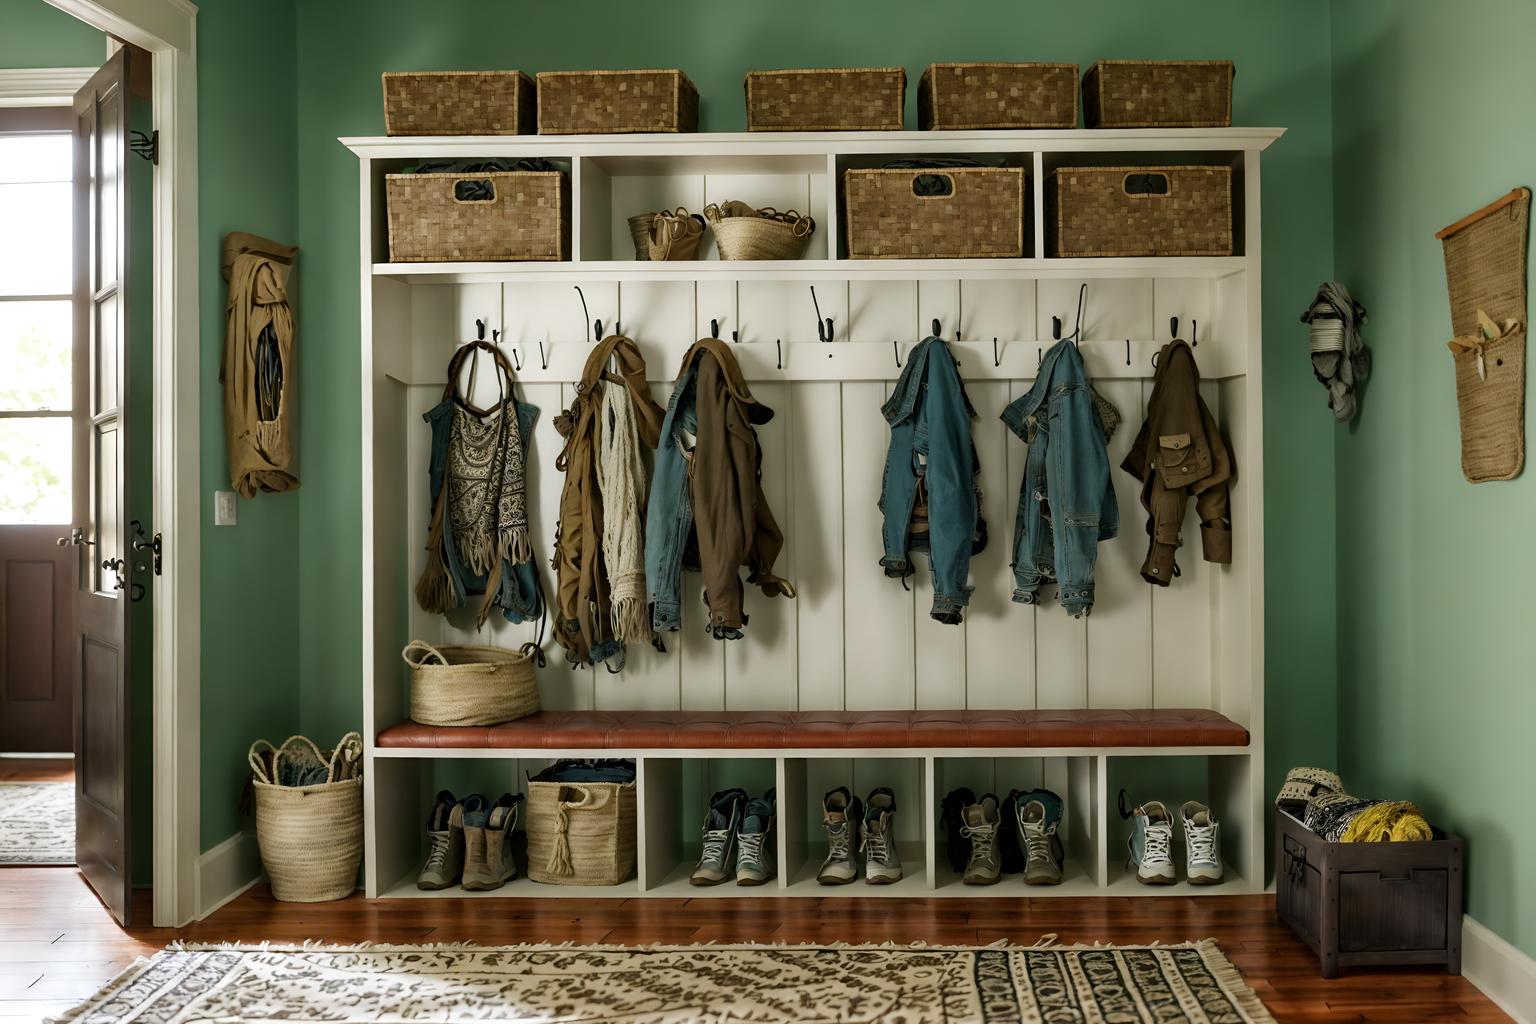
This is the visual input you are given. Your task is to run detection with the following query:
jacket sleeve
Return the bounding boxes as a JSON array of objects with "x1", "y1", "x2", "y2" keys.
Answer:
[
  {"x1": 692, "y1": 358, "x2": 749, "y2": 634},
  {"x1": 1049, "y1": 381, "x2": 1114, "y2": 616},
  {"x1": 922, "y1": 347, "x2": 977, "y2": 623}
]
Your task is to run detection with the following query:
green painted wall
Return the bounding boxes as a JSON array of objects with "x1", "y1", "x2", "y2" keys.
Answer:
[
  {"x1": 1331, "y1": 0, "x2": 1536, "y2": 956},
  {"x1": 0, "y1": 1, "x2": 100, "y2": 66}
]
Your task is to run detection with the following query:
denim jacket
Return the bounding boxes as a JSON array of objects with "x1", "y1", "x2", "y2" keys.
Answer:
[
  {"x1": 422, "y1": 396, "x2": 545, "y2": 625},
  {"x1": 1000, "y1": 339, "x2": 1117, "y2": 617},
  {"x1": 645, "y1": 361, "x2": 699, "y2": 635},
  {"x1": 879, "y1": 336, "x2": 987, "y2": 624}
]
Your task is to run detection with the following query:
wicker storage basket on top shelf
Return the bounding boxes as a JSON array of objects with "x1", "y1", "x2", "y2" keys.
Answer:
[
  {"x1": 525, "y1": 775, "x2": 638, "y2": 886},
  {"x1": 919, "y1": 63, "x2": 1078, "y2": 130},
  {"x1": 1047, "y1": 165, "x2": 1232, "y2": 257},
  {"x1": 1083, "y1": 60, "x2": 1235, "y2": 128},
  {"x1": 248, "y1": 733, "x2": 363, "y2": 903},
  {"x1": 402, "y1": 640, "x2": 540, "y2": 727},
  {"x1": 385, "y1": 169, "x2": 569, "y2": 262},
  {"x1": 382, "y1": 71, "x2": 535, "y2": 136},
  {"x1": 536, "y1": 70, "x2": 698, "y2": 134},
  {"x1": 845, "y1": 166, "x2": 1025, "y2": 258},
  {"x1": 745, "y1": 67, "x2": 905, "y2": 131}
]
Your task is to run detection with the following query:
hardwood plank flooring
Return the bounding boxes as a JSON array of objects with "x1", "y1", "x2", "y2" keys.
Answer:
[{"x1": 0, "y1": 867, "x2": 1510, "y2": 1023}]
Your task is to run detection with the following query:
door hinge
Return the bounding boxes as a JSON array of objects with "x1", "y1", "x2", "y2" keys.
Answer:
[
  {"x1": 130, "y1": 129, "x2": 158, "y2": 165},
  {"x1": 130, "y1": 520, "x2": 162, "y2": 576}
]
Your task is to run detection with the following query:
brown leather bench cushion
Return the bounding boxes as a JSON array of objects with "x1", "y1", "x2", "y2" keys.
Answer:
[{"x1": 376, "y1": 708, "x2": 1248, "y2": 750}]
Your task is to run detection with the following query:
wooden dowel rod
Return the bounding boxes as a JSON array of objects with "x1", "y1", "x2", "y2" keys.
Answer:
[{"x1": 1435, "y1": 187, "x2": 1530, "y2": 240}]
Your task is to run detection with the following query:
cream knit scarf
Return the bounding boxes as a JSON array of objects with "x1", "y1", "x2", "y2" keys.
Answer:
[{"x1": 594, "y1": 380, "x2": 650, "y2": 643}]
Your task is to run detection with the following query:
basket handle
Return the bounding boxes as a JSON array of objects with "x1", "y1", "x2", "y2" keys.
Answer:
[
  {"x1": 327, "y1": 732, "x2": 364, "y2": 783},
  {"x1": 451, "y1": 178, "x2": 498, "y2": 205},
  {"x1": 1122, "y1": 172, "x2": 1171, "y2": 199},
  {"x1": 546, "y1": 783, "x2": 613, "y2": 878},
  {"x1": 247, "y1": 738, "x2": 279, "y2": 786},
  {"x1": 910, "y1": 173, "x2": 956, "y2": 200},
  {"x1": 402, "y1": 640, "x2": 449, "y2": 667}
]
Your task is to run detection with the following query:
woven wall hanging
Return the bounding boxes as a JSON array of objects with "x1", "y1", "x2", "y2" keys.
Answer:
[{"x1": 1437, "y1": 187, "x2": 1530, "y2": 482}]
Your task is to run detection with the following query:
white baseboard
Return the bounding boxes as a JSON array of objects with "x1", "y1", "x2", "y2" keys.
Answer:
[
  {"x1": 1465, "y1": 915, "x2": 1536, "y2": 1024},
  {"x1": 196, "y1": 831, "x2": 262, "y2": 920}
]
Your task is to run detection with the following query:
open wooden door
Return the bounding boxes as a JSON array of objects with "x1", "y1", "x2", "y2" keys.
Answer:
[{"x1": 67, "y1": 46, "x2": 148, "y2": 927}]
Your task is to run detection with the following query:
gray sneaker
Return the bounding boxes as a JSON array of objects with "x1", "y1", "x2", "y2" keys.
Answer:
[
  {"x1": 961, "y1": 794, "x2": 1002, "y2": 885},
  {"x1": 1129, "y1": 800, "x2": 1176, "y2": 885},
  {"x1": 416, "y1": 790, "x2": 464, "y2": 890},
  {"x1": 463, "y1": 793, "x2": 522, "y2": 891},
  {"x1": 690, "y1": 788, "x2": 746, "y2": 885},
  {"x1": 862, "y1": 787, "x2": 903, "y2": 884},
  {"x1": 817, "y1": 787, "x2": 862, "y2": 885},
  {"x1": 1180, "y1": 801, "x2": 1224, "y2": 885},
  {"x1": 1015, "y1": 791, "x2": 1065, "y2": 886},
  {"x1": 736, "y1": 789, "x2": 776, "y2": 886}
]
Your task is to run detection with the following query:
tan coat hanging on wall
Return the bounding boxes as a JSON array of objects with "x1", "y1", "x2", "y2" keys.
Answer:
[{"x1": 221, "y1": 231, "x2": 299, "y2": 497}]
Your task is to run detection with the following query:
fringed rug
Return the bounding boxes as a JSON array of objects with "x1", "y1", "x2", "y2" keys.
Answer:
[
  {"x1": 53, "y1": 940, "x2": 1276, "y2": 1023},
  {"x1": 0, "y1": 780, "x2": 73, "y2": 865}
]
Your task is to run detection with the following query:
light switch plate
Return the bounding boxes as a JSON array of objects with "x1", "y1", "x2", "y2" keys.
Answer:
[{"x1": 214, "y1": 490, "x2": 238, "y2": 526}]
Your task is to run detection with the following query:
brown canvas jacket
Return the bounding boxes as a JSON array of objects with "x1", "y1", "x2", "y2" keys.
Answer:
[{"x1": 1120, "y1": 339, "x2": 1234, "y2": 586}]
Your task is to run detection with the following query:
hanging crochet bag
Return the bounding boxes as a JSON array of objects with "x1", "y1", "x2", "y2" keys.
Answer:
[
  {"x1": 247, "y1": 732, "x2": 363, "y2": 902},
  {"x1": 402, "y1": 640, "x2": 540, "y2": 727},
  {"x1": 524, "y1": 764, "x2": 637, "y2": 886}
]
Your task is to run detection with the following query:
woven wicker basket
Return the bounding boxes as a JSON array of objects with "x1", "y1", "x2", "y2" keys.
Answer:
[
  {"x1": 845, "y1": 166, "x2": 1025, "y2": 259},
  {"x1": 919, "y1": 63, "x2": 1078, "y2": 130},
  {"x1": 525, "y1": 778, "x2": 637, "y2": 885},
  {"x1": 648, "y1": 209, "x2": 705, "y2": 261},
  {"x1": 382, "y1": 71, "x2": 535, "y2": 136},
  {"x1": 745, "y1": 67, "x2": 905, "y2": 131},
  {"x1": 1047, "y1": 165, "x2": 1232, "y2": 257},
  {"x1": 536, "y1": 70, "x2": 698, "y2": 134},
  {"x1": 704, "y1": 201, "x2": 815, "y2": 260},
  {"x1": 402, "y1": 640, "x2": 540, "y2": 727},
  {"x1": 627, "y1": 213, "x2": 654, "y2": 260},
  {"x1": 1083, "y1": 60, "x2": 1235, "y2": 128},
  {"x1": 248, "y1": 733, "x2": 363, "y2": 903},
  {"x1": 386, "y1": 170, "x2": 569, "y2": 262}
]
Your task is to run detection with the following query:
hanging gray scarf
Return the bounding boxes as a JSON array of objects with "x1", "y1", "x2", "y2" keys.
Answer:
[{"x1": 1300, "y1": 282, "x2": 1371, "y2": 423}]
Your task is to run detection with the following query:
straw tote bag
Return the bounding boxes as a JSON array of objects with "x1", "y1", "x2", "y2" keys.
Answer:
[
  {"x1": 248, "y1": 732, "x2": 363, "y2": 902},
  {"x1": 524, "y1": 777, "x2": 637, "y2": 885}
]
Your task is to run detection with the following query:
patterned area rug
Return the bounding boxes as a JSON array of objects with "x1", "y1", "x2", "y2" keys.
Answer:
[
  {"x1": 0, "y1": 781, "x2": 73, "y2": 865},
  {"x1": 53, "y1": 940, "x2": 1276, "y2": 1023}
]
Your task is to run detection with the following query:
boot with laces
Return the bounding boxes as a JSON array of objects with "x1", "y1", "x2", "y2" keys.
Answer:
[
  {"x1": 735, "y1": 789, "x2": 776, "y2": 886},
  {"x1": 416, "y1": 790, "x2": 465, "y2": 890},
  {"x1": 690, "y1": 788, "x2": 746, "y2": 885},
  {"x1": 961, "y1": 794, "x2": 1002, "y2": 885},
  {"x1": 463, "y1": 792, "x2": 523, "y2": 891},
  {"x1": 1180, "y1": 801, "x2": 1224, "y2": 885},
  {"x1": 1129, "y1": 799, "x2": 1176, "y2": 885},
  {"x1": 861, "y1": 787, "x2": 903, "y2": 884},
  {"x1": 817, "y1": 787, "x2": 863, "y2": 885},
  {"x1": 1014, "y1": 789, "x2": 1065, "y2": 886}
]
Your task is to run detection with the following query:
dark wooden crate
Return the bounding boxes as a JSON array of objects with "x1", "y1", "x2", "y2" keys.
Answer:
[{"x1": 1275, "y1": 807, "x2": 1463, "y2": 979}]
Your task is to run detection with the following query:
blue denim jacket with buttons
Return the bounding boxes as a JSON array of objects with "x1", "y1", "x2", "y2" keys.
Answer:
[
  {"x1": 645, "y1": 361, "x2": 699, "y2": 636},
  {"x1": 879, "y1": 336, "x2": 987, "y2": 624},
  {"x1": 1000, "y1": 339, "x2": 1117, "y2": 617}
]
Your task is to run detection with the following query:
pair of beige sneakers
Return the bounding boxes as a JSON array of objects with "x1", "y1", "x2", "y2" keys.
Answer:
[{"x1": 417, "y1": 790, "x2": 523, "y2": 891}]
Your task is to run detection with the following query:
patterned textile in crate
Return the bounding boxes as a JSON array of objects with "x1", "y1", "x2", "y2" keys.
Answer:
[
  {"x1": 1083, "y1": 60, "x2": 1235, "y2": 128},
  {"x1": 919, "y1": 62, "x2": 1078, "y2": 130},
  {"x1": 536, "y1": 70, "x2": 698, "y2": 134},
  {"x1": 1047, "y1": 165, "x2": 1232, "y2": 258},
  {"x1": 844, "y1": 166, "x2": 1025, "y2": 258},
  {"x1": 385, "y1": 170, "x2": 569, "y2": 262},
  {"x1": 382, "y1": 71, "x2": 535, "y2": 136},
  {"x1": 745, "y1": 67, "x2": 905, "y2": 131}
]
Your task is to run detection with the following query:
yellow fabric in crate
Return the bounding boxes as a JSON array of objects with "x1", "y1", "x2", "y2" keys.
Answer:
[{"x1": 1339, "y1": 800, "x2": 1433, "y2": 843}]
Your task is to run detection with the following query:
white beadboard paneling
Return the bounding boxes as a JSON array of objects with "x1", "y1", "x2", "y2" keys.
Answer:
[
  {"x1": 848, "y1": 280, "x2": 916, "y2": 348},
  {"x1": 1038, "y1": 278, "x2": 1153, "y2": 346},
  {"x1": 618, "y1": 281, "x2": 696, "y2": 372},
  {"x1": 965, "y1": 381, "x2": 1029, "y2": 709},
  {"x1": 1086, "y1": 378, "x2": 1151, "y2": 708},
  {"x1": 959, "y1": 279, "x2": 1037, "y2": 347},
  {"x1": 791, "y1": 383, "x2": 845, "y2": 710},
  {"x1": 738, "y1": 280, "x2": 848, "y2": 345},
  {"x1": 695, "y1": 279, "x2": 737, "y2": 351},
  {"x1": 1152, "y1": 278, "x2": 1214, "y2": 349}
]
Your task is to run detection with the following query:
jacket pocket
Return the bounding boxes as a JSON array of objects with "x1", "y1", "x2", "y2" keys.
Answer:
[{"x1": 1154, "y1": 432, "x2": 1211, "y2": 488}]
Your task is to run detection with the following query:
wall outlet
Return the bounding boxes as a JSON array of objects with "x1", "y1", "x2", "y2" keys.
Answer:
[{"x1": 214, "y1": 490, "x2": 238, "y2": 527}]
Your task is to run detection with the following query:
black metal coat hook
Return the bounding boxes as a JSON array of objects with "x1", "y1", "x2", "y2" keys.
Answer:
[
  {"x1": 1191, "y1": 319, "x2": 1198, "y2": 347},
  {"x1": 894, "y1": 340, "x2": 903, "y2": 368},
  {"x1": 993, "y1": 337, "x2": 1001, "y2": 368},
  {"x1": 538, "y1": 340, "x2": 549, "y2": 371},
  {"x1": 1170, "y1": 315, "x2": 1180, "y2": 340},
  {"x1": 511, "y1": 345, "x2": 522, "y2": 371},
  {"x1": 476, "y1": 318, "x2": 487, "y2": 341},
  {"x1": 710, "y1": 318, "x2": 719, "y2": 340},
  {"x1": 1071, "y1": 282, "x2": 1087, "y2": 345},
  {"x1": 776, "y1": 338, "x2": 783, "y2": 370},
  {"x1": 1125, "y1": 339, "x2": 1131, "y2": 366},
  {"x1": 810, "y1": 286, "x2": 834, "y2": 342},
  {"x1": 1052, "y1": 316, "x2": 1062, "y2": 340},
  {"x1": 574, "y1": 285, "x2": 604, "y2": 341},
  {"x1": 931, "y1": 318, "x2": 942, "y2": 339}
]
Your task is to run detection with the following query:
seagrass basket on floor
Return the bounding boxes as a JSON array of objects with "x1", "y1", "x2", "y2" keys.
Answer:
[
  {"x1": 537, "y1": 69, "x2": 698, "y2": 134},
  {"x1": 382, "y1": 70, "x2": 535, "y2": 135},
  {"x1": 745, "y1": 67, "x2": 905, "y2": 131},
  {"x1": 248, "y1": 733, "x2": 363, "y2": 903},
  {"x1": 524, "y1": 774, "x2": 638, "y2": 885},
  {"x1": 844, "y1": 166, "x2": 1026, "y2": 258},
  {"x1": 402, "y1": 640, "x2": 540, "y2": 727},
  {"x1": 704, "y1": 201, "x2": 815, "y2": 260},
  {"x1": 919, "y1": 63, "x2": 1078, "y2": 129},
  {"x1": 386, "y1": 169, "x2": 569, "y2": 262},
  {"x1": 1047, "y1": 165, "x2": 1233, "y2": 257},
  {"x1": 1082, "y1": 60, "x2": 1235, "y2": 128}
]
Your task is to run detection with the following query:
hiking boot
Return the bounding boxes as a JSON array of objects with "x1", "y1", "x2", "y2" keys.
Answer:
[
  {"x1": 960, "y1": 794, "x2": 1002, "y2": 885},
  {"x1": 940, "y1": 787, "x2": 976, "y2": 874},
  {"x1": 736, "y1": 789, "x2": 776, "y2": 886},
  {"x1": 463, "y1": 793, "x2": 523, "y2": 891},
  {"x1": 690, "y1": 788, "x2": 746, "y2": 885},
  {"x1": 817, "y1": 787, "x2": 863, "y2": 885},
  {"x1": 417, "y1": 790, "x2": 465, "y2": 890},
  {"x1": 1181, "y1": 801, "x2": 1224, "y2": 885},
  {"x1": 1129, "y1": 800, "x2": 1176, "y2": 885},
  {"x1": 862, "y1": 787, "x2": 903, "y2": 884},
  {"x1": 1014, "y1": 789, "x2": 1065, "y2": 886}
]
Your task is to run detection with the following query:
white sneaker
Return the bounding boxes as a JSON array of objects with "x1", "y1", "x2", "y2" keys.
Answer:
[
  {"x1": 1129, "y1": 800, "x2": 1176, "y2": 885},
  {"x1": 861, "y1": 787, "x2": 903, "y2": 884},
  {"x1": 1180, "y1": 801, "x2": 1224, "y2": 885},
  {"x1": 816, "y1": 787, "x2": 861, "y2": 885}
]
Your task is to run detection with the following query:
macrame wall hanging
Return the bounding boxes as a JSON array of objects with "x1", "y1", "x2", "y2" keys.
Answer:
[{"x1": 1437, "y1": 187, "x2": 1530, "y2": 483}]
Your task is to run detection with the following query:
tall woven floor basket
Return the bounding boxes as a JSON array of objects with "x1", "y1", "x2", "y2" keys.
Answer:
[{"x1": 248, "y1": 733, "x2": 363, "y2": 903}]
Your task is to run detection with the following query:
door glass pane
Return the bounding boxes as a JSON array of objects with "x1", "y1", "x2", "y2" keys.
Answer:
[
  {"x1": 0, "y1": 135, "x2": 70, "y2": 185},
  {"x1": 0, "y1": 300, "x2": 71, "y2": 411},
  {"x1": 0, "y1": 417, "x2": 71, "y2": 524},
  {"x1": 0, "y1": 181, "x2": 71, "y2": 296}
]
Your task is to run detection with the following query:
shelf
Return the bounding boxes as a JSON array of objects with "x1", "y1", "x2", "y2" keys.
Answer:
[
  {"x1": 372, "y1": 257, "x2": 1249, "y2": 285},
  {"x1": 378, "y1": 873, "x2": 643, "y2": 899},
  {"x1": 1103, "y1": 860, "x2": 1253, "y2": 896},
  {"x1": 368, "y1": 744, "x2": 1256, "y2": 760}
]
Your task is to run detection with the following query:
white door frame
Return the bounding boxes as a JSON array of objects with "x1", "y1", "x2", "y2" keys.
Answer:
[{"x1": 39, "y1": 0, "x2": 201, "y2": 928}]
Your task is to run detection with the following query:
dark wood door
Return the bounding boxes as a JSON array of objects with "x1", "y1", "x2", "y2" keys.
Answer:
[
  {"x1": 69, "y1": 48, "x2": 146, "y2": 927},
  {"x1": 0, "y1": 527, "x2": 75, "y2": 753}
]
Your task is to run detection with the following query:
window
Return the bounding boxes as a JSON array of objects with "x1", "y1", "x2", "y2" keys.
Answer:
[{"x1": 0, "y1": 129, "x2": 72, "y2": 524}]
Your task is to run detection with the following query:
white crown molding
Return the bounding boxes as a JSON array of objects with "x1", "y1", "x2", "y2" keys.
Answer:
[
  {"x1": 0, "y1": 67, "x2": 94, "y2": 107},
  {"x1": 1465, "y1": 915, "x2": 1536, "y2": 1024}
]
